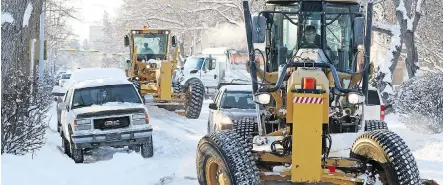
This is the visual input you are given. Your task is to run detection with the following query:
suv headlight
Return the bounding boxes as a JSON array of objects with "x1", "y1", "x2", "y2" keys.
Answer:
[{"x1": 132, "y1": 113, "x2": 149, "y2": 125}]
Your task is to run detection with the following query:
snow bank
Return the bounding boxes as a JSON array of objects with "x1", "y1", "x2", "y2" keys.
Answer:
[{"x1": 414, "y1": 141, "x2": 443, "y2": 162}]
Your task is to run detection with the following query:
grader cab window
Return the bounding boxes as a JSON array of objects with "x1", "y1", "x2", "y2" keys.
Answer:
[
  {"x1": 268, "y1": 2, "x2": 359, "y2": 73},
  {"x1": 133, "y1": 33, "x2": 168, "y2": 60}
]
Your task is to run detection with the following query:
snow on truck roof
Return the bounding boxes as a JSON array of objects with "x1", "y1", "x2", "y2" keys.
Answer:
[
  {"x1": 64, "y1": 68, "x2": 128, "y2": 90},
  {"x1": 72, "y1": 78, "x2": 133, "y2": 89}
]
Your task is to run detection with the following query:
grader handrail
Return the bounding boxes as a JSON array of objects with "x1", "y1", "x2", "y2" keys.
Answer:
[{"x1": 257, "y1": 62, "x2": 360, "y2": 93}]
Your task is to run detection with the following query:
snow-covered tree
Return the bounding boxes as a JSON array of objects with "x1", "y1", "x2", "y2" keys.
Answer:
[
  {"x1": 1, "y1": 0, "x2": 54, "y2": 155},
  {"x1": 391, "y1": 71, "x2": 443, "y2": 134},
  {"x1": 111, "y1": 0, "x2": 265, "y2": 56},
  {"x1": 371, "y1": 0, "x2": 425, "y2": 104}
]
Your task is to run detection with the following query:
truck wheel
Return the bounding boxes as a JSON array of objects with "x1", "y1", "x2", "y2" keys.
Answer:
[
  {"x1": 172, "y1": 81, "x2": 183, "y2": 93},
  {"x1": 61, "y1": 134, "x2": 71, "y2": 156},
  {"x1": 68, "y1": 129, "x2": 84, "y2": 163},
  {"x1": 232, "y1": 117, "x2": 256, "y2": 147},
  {"x1": 196, "y1": 131, "x2": 260, "y2": 185},
  {"x1": 141, "y1": 135, "x2": 153, "y2": 158},
  {"x1": 364, "y1": 120, "x2": 388, "y2": 131},
  {"x1": 69, "y1": 139, "x2": 84, "y2": 163},
  {"x1": 184, "y1": 80, "x2": 204, "y2": 119},
  {"x1": 350, "y1": 130, "x2": 420, "y2": 185}
]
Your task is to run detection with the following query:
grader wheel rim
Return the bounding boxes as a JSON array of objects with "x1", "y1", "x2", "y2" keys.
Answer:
[{"x1": 205, "y1": 157, "x2": 229, "y2": 185}]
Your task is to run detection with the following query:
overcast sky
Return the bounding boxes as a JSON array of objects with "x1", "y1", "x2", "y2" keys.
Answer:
[{"x1": 67, "y1": 0, "x2": 123, "y2": 42}]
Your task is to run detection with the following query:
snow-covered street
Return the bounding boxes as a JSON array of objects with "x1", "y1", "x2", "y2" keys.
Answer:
[{"x1": 2, "y1": 99, "x2": 443, "y2": 185}]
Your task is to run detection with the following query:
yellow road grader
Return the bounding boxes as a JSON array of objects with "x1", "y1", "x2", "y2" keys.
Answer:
[
  {"x1": 124, "y1": 27, "x2": 205, "y2": 119},
  {"x1": 196, "y1": 0, "x2": 439, "y2": 184}
]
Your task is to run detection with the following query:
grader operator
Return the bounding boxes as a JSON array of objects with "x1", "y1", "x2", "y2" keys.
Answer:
[
  {"x1": 124, "y1": 28, "x2": 205, "y2": 119},
  {"x1": 196, "y1": 0, "x2": 438, "y2": 185}
]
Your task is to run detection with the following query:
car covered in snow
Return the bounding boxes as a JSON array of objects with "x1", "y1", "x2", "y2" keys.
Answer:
[
  {"x1": 207, "y1": 85, "x2": 265, "y2": 134},
  {"x1": 56, "y1": 68, "x2": 153, "y2": 163}
]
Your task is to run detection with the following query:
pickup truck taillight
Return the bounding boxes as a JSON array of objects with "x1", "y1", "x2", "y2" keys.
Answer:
[{"x1": 381, "y1": 105, "x2": 385, "y2": 120}]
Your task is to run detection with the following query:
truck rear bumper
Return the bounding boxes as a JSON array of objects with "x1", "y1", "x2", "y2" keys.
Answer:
[{"x1": 72, "y1": 128, "x2": 153, "y2": 149}]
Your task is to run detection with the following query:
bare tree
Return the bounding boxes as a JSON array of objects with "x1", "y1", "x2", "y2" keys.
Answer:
[
  {"x1": 371, "y1": 0, "x2": 424, "y2": 104},
  {"x1": 111, "y1": 0, "x2": 264, "y2": 56}
]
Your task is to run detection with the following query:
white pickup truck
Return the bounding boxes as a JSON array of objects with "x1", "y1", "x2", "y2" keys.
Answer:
[{"x1": 54, "y1": 68, "x2": 153, "y2": 163}]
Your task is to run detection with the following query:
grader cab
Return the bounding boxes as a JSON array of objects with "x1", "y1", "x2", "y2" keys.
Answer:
[
  {"x1": 124, "y1": 27, "x2": 204, "y2": 119},
  {"x1": 196, "y1": 0, "x2": 438, "y2": 184}
]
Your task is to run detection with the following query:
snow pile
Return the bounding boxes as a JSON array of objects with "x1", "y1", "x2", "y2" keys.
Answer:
[
  {"x1": 414, "y1": 141, "x2": 443, "y2": 162},
  {"x1": 392, "y1": 72, "x2": 443, "y2": 133}
]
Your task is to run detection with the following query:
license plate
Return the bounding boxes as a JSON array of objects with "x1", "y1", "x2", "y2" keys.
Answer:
[{"x1": 106, "y1": 133, "x2": 121, "y2": 141}]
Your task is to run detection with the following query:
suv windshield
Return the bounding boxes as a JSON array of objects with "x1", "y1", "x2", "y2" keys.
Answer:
[
  {"x1": 71, "y1": 84, "x2": 141, "y2": 109},
  {"x1": 221, "y1": 91, "x2": 263, "y2": 109}
]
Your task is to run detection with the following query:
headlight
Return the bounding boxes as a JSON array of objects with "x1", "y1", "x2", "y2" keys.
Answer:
[
  {"x1": 220, "y1": 115, "x2": 232, "y2": 125},
  {"x1": 348, "y1": 92, "x2": 365, "y2": 104},
  {"x1": 74, "y1": 119, "x2": 91, "y2": 131},
  {"x1": 132, "y1": 113, "x2": 146, "y2": 120},
  {"x1": 254, "y1": 93, "x2": 271, "y2": 105},
  {"x1": 132, "y1": 113, "x2": 149, "y2": 125},
  {"x1": 74, "y1": 119, "x2": 91, "y2": 125}
]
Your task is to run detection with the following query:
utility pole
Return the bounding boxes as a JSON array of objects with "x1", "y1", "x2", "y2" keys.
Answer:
[{"x1": 38, "y1": 5, "x2": 45, "y2": 83}]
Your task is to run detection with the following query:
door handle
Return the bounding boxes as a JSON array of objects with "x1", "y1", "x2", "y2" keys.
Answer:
[{"x1": 214, "y1": 74, "x2": 217, "y2": 79}]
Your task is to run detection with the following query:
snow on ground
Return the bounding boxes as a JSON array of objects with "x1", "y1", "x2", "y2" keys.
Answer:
[{"x1": 2, "y1": 98, "x2": 443, "y2": 185}]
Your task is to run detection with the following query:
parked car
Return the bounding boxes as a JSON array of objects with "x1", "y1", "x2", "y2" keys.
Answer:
[
  {"x1": 55, "y1": 68, "x2": 153, "y2": 163},
  {"x1": 208, "y1": 85, "x2": 264, "y2": 134}
]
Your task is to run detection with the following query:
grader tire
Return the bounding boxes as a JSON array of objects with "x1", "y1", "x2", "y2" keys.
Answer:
[
  {"x1": 184, "y1": 80, "x2": 204, "y2": 119},
  {"x1": 364, "y1": 120, "x2": 389, "y2": 131},
  {"x1": 196, "y1": 131, "x2": 260, "y2": 185},
  {"x1": 350, "y1": 130, "x2": 421, "y2": 185},
  {"x1": 232, "y1": 117, "x2": 257, "y2": 147}
]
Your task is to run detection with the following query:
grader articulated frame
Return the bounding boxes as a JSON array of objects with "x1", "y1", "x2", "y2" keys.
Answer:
[
  {"x1": 124, "y1": 27, "x2": 204, "y2": 119},
  {"x1": 196, "y1": 0, "x2": 439, "y2": 184}
]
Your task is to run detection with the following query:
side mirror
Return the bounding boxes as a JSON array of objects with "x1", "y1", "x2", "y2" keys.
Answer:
[
  {"x1": 252, "y1": 16, "x2": 267, "y2": 43},
  {"x1": 124, "y1": 35, "x2": 129, "y2": 47},
  {"x1": 209, "y1": 103, "x2": 218, "y2": 110},
  {"x1": 54, "y1": 97, "x2": 58, "y2": 101},
  {"x1": 254, "y1": 93, "x2": 271, "y2": 105},
  {"x1": 354, "y1": 17, "x2": 364, "y2": 46},
  {"x1": 58, "y1": 102, "x2": 68, "y2": 110},
  {"x1": 171, "y1": 36, "x2": 177, "y2": 47}
]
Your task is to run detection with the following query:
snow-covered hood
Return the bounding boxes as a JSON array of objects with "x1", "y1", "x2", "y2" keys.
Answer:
[{"x1": 72, "y1": 102, "x2": 146, "y2": 119}]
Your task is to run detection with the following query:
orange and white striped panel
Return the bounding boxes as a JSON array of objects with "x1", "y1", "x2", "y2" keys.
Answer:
[{"x1": 293, "y1": 97, "x2": 323, "y2": 104}]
